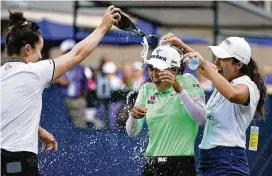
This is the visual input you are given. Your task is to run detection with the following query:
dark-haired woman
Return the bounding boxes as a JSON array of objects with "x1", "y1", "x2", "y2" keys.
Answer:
[
  {"x1": 1, "y1": 7, "x2": 120, "y2": 175},
  {"x1": 126, "y1": 45, "x2": 207, "y2": 176},
  {"x1": 162, "y1": 33, "x2": 266, "y2": 175}
]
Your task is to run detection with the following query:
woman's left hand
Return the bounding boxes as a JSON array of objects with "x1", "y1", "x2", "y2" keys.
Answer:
[
  {"x1": 184, "y1": 52, "x2": 205, "y2": 66},
  {"x1": 159, "y1": 70, "x2": 183, "y2": 93},
  {"x1": 39, "y1": 127, "x2": 58, "y2": 152},
  {"x1": 184, "y1": 52, "x2": 218, "y2": 80}
]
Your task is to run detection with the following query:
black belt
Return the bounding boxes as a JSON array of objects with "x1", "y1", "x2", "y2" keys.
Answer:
[
  {"x1": 146, "y1": 156, "x2": 194, "y2": 164},
  {"x1": 1, "y1": 149, "x2": 37, "y2": 158}
]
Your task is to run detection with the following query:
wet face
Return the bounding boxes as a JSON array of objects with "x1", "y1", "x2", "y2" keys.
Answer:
[
  {"x1": 148, "y1": 64, "x2": 177, "y2": 91},
  {"x1": 25, "y1": 37, "x2": 43, "y2": 63},
  {"x1": 214, "y1": 57, "x2": 239, "y2": 81}
]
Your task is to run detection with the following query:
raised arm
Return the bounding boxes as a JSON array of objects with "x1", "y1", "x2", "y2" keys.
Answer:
[
  {"x1": 161, "y1": 33, "x2": 218, "y2": 79},
  {"x1": 52, "y1": 6, "x2": 121, "y2": 80},
  {"x1": 158, "y1": 70, "x2": 207, "y2": 125},
  {"x1": 185, "y1": 52, "x2": 249, "y2": 105}
]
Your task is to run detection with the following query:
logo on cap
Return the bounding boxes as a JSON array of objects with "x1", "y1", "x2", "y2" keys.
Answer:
[
  {"x1": 225, "y1": 39, "x2": 231, "y2": 46},
  {"x1": 5, "y1": 64, "x2": 12, "y2": 70},
  {"x1": 156, "y1": 48, "x2": 163, "y2": 55}
]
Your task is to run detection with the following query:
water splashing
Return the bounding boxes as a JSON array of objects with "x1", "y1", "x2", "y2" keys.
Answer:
[{"x1": 140, "y1": 36, "x2": 149, "y2": 63}]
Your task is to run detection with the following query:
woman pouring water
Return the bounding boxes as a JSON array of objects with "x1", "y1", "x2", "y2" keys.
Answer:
[
  {"x1": 1, "y1": 6, "x2": 121, "y2": 175},
  {"x1": 126, "y1": 44, "x2": 207, "y2": 175},
  {"x1": 162, "y1": 33, "x2": 266, "y2": 175}
]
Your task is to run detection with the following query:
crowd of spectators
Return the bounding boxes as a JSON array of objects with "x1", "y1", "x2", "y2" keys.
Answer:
[{"x1": 51, "y1": 40, "x2": 147, "y2": 130}]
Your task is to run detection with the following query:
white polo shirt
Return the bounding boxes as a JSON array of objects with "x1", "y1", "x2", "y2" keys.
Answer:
[
  {"x1": 199, "y1": 75, "x2": 260, "y2": 149},
  {"x1": 1, "y1": 59, "x2": 55, "y2": 154}
]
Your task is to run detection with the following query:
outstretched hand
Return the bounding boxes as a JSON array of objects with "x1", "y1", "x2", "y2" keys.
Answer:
[
  {"x1": 184, "y1": 52, "x2": 218, "y2": 80},
  {"x1": 99, "y1": 5, "x2": 121, "y2": 31},
  {"x1": 184, "y1": 52, "x2": 206, "y2": 66}
]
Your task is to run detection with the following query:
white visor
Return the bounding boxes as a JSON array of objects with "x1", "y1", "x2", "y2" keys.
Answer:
[{"x1": 146, "y1": 58, "x2": 171, "y2": 70}]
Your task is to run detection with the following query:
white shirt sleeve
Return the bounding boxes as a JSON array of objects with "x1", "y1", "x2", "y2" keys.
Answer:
[
  {"x1": 232, "y1": 76, "x2": 260, "y2": 107},
  {"x1": 179, "y1": 90, "x2": 207, "y2": 126},
  {"x1": 29, "y1": 59, "x2": 55, "y2": 87},
  {"x1": 126, "y1": 115, "x2": 145, "y2": 137},
  {"x1": 126, "y1": 84, "x2": 146, "y2": 137}
]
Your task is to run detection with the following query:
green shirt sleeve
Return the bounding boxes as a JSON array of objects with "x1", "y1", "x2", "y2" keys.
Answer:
[{"x1": 135, "y1": 83, "x2": 147, "y2": 107}]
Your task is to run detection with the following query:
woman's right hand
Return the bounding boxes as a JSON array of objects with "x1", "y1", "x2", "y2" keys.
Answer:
[
  {"x1": 52, "y1": 6, "x2": 121, "y2": 81},
  {"x1": 184, "y1": 52, "x2": 218, "y2": 80},
  {"x1": 131, "y1": 106, "x2": 147, "y2": 119},
  {"x1": 99, "y1": 5, "x2": 121, "y2": 31}
]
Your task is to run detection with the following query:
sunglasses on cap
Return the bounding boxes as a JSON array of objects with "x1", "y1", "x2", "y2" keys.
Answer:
[{"x1": 147, "y1": 64, "x2": 155, "y2": 70}]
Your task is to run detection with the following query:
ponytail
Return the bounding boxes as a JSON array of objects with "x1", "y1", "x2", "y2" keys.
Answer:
[{"x1": 235, "y1": 58, "x2": 267, "y2": 119}]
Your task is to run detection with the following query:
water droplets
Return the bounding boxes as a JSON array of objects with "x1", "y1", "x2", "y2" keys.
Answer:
[
  {"x1": 141, "y1": 36, "x2": 149, "y2": 63},
  {"x1": 125, "y1": 36, "x2": 129, "y2": 43}
]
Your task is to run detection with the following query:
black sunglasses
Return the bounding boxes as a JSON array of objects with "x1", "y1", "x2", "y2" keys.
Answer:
[{"x1": 147, "y1": 64, "x2": 156, "y2": 70}]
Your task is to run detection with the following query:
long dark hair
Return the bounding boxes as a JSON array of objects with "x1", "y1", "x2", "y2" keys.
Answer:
[
  {"x1": 5, "y1": 10, "x2": 41, "y2": 57},
  {"x1": 234, "y1": 58, "x2": 267, "y2": 119}
]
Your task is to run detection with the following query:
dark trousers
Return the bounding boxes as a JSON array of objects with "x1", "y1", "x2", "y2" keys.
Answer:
[
  {"x1": 198, "y1": 146, "x2": 249, "y2": 176},
  {"x1": 1, "y1": 149, "x2": 40, "y2": 176},
  {"x1": 143, "y1": 156, "x2": 196, "y2": 176}
]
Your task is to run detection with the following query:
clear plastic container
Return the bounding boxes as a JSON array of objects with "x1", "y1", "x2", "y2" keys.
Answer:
[{"x1": 183, "y1": 56, "x2": 199, "y2": 70}]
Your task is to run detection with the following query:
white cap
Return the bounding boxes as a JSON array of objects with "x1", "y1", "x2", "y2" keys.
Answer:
[
  {"x1": 146, "y1": 45, "x2": 181, "y2": 70},
  {"x1": 102, "y1": 62, "x2": 117, "y2": 74},
  {"x1": 208, "y1": 37, "x2": 251, "y2": 65},
  {"x1": 60, "y1": 39, "x2": 76, "y2": 53}
]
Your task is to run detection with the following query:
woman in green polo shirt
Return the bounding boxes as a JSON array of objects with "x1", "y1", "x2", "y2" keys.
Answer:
[{"x1": 126, "y1": 45, "x2": 207, "y2": 176}]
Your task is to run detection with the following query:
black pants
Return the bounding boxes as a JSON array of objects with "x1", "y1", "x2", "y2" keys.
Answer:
[
  {"x1": 1, "y1": 149, "x2": 40, "y2": 176},
  {"x1": 143, "y1": 156, "x2": 196, "y2": 176}
]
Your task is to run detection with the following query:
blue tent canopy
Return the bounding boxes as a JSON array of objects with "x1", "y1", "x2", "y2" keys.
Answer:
[
  {"x1": 245, "y1": 37, "x2": 272, "y2": 46},
  {"x1": 2, "y1": 19, "x2": 272, "y2": 46},
  {"x1": 1, "y1": 19, "x2": 209, "y2": 46}
]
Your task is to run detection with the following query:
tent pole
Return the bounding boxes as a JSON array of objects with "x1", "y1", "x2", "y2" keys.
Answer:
[
  {"x1": 212, "y1": 1, "x2": 218, "y2": 62},
  {"x1": 73, "y1": 1, "x2": 78, "y2": 42}
]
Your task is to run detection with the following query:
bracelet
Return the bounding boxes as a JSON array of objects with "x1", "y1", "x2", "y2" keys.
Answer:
[{"x1": 198, "y1": 60, "x2": 207, "y2": 70}]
